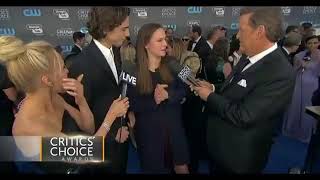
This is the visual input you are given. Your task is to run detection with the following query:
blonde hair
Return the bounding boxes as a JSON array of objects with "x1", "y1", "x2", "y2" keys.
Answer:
[
  {"x1": 166, "y1": 37, "x2": 185, "y2": 61},
  {"x1": 0, "y1": 36, "x2": 62, "y2": 93},
  {"x1": 120, "y1": 44, "x2": 136, "y2": 64}
]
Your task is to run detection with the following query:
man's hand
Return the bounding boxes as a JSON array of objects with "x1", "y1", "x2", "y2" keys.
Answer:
[
  {"x1": 192, "y1": 80, "x2": 215, "y2": 101},
  {"x1": 198, "y1": 80, "x2": 214, "y2": 91}
]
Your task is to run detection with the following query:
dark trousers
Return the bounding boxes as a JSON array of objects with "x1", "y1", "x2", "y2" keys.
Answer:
[{"x1": 182, "y1": 95, "x2": 208, "y2": 173}]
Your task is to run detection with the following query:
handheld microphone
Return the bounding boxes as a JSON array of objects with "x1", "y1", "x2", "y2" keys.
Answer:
[
  {"x1": 166, "y1": 57, "x2": 200, "y2": 87},
  {"x1": 118, "y1": 61, "x2": 137, "y2": 146}
]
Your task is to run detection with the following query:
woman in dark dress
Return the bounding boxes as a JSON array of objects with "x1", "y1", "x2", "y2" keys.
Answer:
[{"x1": 127, "y1": 23, "x2": 189, "y2": 174}]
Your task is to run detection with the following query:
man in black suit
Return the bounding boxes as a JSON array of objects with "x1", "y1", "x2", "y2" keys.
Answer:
[
  {"x1": 63, "y1": 7, "x2": 130, "y2": 173},
  {"x1": 187, "y1": 25, "x2": 211, "y2": 78},
  {"x1": 280, "y1": 31, "x2": 302, "y2": 65},
  {"x1": 65, "y1": 31, "x2": 86, "y2": 61},
  {"x1": 193, "y1": 7, "x2": 295, "y2": 174},
  {"x1": 183, "y1": 24, "x2": 211, "y2": 173}
]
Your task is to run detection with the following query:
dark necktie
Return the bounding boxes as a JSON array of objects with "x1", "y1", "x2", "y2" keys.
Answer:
[{"x1": 230, "y1": 58, "x2": 250, "y2": 84}]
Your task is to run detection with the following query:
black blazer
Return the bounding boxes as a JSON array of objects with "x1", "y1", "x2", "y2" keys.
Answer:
[
  {"x1": 71, "y1": 45, "x2": 81, "y2": 55},
  {"x1": 188, "y1": 37, "x2": 211, "y2": 63},
  {"x1": 64, "y1": 45, "x2": 82, "y2": 62},
  {"x1": 206, "y1": 47, "x2": 295, "y2": 173},
  {"x1": 62, "y1": 41, "x2": 127, "y2": 173},
  {"x1": 188, "y1": 37, "x2": 211, "y2": 78},
  {"x1": 280, "y1": 46, "x2": 294, "y2": 66}
]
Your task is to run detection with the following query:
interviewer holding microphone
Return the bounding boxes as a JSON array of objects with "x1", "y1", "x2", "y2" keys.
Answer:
[{"x1": 191, "y1": 7, "x2": 295, "y2": 174}]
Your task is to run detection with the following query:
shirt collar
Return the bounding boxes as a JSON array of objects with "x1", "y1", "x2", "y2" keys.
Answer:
[
  {"x1": 248, "y1": 43, "x2": 278, "y2": 65},
  {"x1": 206, "y1": 40, "x2": 213, "y2": 49},
  {"x1": 93, "y1": 39, "x2": 113, "y2": 57},
  {"x1": 194, "y1": 36, "x2": 201, "y2": 43},
  {"x1": 233, "y1": 51, "x2": 241, "y2": 59},
  {"x1": 75, "y1": 44, "x2": 82, "y2": 51},
  {"x1": 282, "y1": 47, "x2": 290, "y2": 55}
]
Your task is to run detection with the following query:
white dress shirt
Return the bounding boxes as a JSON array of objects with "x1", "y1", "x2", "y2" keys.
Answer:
[
  {"x1": 207, "y1": 40, "x2": 213, "y2": 49},
  {"x1": 75, "y1": 44, "x2": 82, "y2": 51},
  {"x1": 93, "y1": 39, "x2": 119, "y2": 84},
  {"x1": 242, "y1": 43, "x2": 278, "y2": 72}
]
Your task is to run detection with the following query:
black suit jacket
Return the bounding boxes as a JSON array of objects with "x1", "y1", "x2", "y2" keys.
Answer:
[
  {"x1": 62, "y1": 41, "x2": 127, "y2": 173},
  {"x1": 280, "y1": 46, "x2": 294, "y2": 66},
  {"x1": 206, "y1": 47, "x2": 295, "y2": 173},
  {"x1": 64, "y1": 45, "x2": 82, "y2": 62},
  {"x1": 71, "y1": 45, "x2": 81, "y2": 55}
]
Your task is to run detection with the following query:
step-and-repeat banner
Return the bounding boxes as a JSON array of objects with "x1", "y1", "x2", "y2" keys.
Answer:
[{"x1": 0, "y1": 6, "x2": 319, "y2": 55}]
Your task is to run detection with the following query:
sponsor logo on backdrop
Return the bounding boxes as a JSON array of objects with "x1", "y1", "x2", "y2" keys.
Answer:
[
  {"x1": 133, "y1": 8, "x2": 148, "y2": 18},
  {"x1": 0, "y1": 27, "x2": 15, "y2": 35},
  {"x1": 80, "y1": 27, "x2": 89, "y2": 34},
  {"x1": 303, "y1": 6, "x2": 317, "y2": 15},
  {"x1": 232, "y1": 7, "x2": 241, "y2": 17},
  {"x1": 161, "y1": 7, "x2": 176, "y2": 18},
  {"x1": 187, "y1": 7, "x2": 202, "y2": 14},
  {"x1": 281, "y1": 7, "x2": 291, "y2": 16},
  {"x1": 53, "y1": 9, "x2": 70, "y2": 20},
  {"x1": 212, "y1": 7, "x2": 225, "y2": 17},
  {"x1": 133, "y1": 25, "x2": 141, "y2": 36},
  {"x1": 211, "y1": 24, "x2": 225, "y2": 28},
  {"x1": 230, "y1": 23, "x2": 239, "y2": 30},
  {"x1": 300, "y1": 21, "x2": 313, "y2": 25},
  {"x1": 0, "y1": 9, "x2": 9, "y2": 20},
  {"x1": 187, "y1": 20, "x2": 200, "y2": 26},
  {"x1": 61, "y1": 45, "x2": 73, "y2": 53},
  {"x1": 56, "y1": 28, "x2": 73, "y2": 38},
  {"x1": 78, "y1": 9, "x2": 89, "y2": 21},
  {"x1": 23, "y1": 8, "x2": 41, "y2": 17},
  {"x1": 163, "y1": 24, "x2": 177, "y2": 31},
  {"x1": 26, "y1": 24, "x2": 44, "y2": 35}
]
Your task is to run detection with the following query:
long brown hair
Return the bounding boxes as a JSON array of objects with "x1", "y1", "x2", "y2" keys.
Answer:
[{"x1": 135, "y1": 23, "x2": 173, "y2": 95}]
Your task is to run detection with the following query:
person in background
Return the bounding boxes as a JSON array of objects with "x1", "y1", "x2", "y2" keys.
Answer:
[
  {"x1": 228, "y1": 34, "x2": 245, "y2": 68},
  {"x1": 0, "y1": 63, "x2": 18, "y2": 174},
  {"x1": 280, "y1": 31, "x2": 302, "y2": 65},
  {"x1": 181, "y1": 35, "x2": 191, "y2": 51},
  {"x1": 166, "y1": 36, "x2": 201, "y2": 76},
  {"x1": 165, "y1": 27, "x2": 174, "y2": 40},
  {"x1": 120, "y1": 37, "x2": 136, "y2": 65},
  {"x1": 205, "y1": 37, "x2": 232, "y2": 89},
  {"x1": 64, "y1": 32, "x2": 86, "y2": 62},
  {"x1": 283, "y1": 35, "x2": 320, "y2": 143}
]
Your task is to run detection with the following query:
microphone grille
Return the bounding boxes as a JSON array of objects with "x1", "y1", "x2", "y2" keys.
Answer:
[{"x1": 178, "y1": 66, "x2": 192, "y2": 81}]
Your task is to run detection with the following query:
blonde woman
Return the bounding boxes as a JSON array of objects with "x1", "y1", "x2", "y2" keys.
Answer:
[
  {"x1": 0, "y1": 36, "x2": 129, "y2": 173},
  {"x1": 166, "y1": 37, "x2": 201, "y2": 76},
  {"x1": 120, "y1": 37, "x2": 136, "y2": 65}
]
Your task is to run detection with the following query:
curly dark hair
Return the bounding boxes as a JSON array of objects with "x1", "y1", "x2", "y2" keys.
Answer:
[{"x1": 87, "y1": 6, "x2": 130, "y2": 40}]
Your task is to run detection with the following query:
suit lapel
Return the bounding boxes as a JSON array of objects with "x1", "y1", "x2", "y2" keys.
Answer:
[
  {"x1": 87, "y1": 41, "x2": 119, "y2": 87},
  {"x1": 220, "y1": 50, "x2": 271, "y2": 92},
  {"x1": 219, "y1": 56, "x2": 247, "y2": 92},
  {"x1": 112, "y1": 46, "x2": 122, "y2": 77}
]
